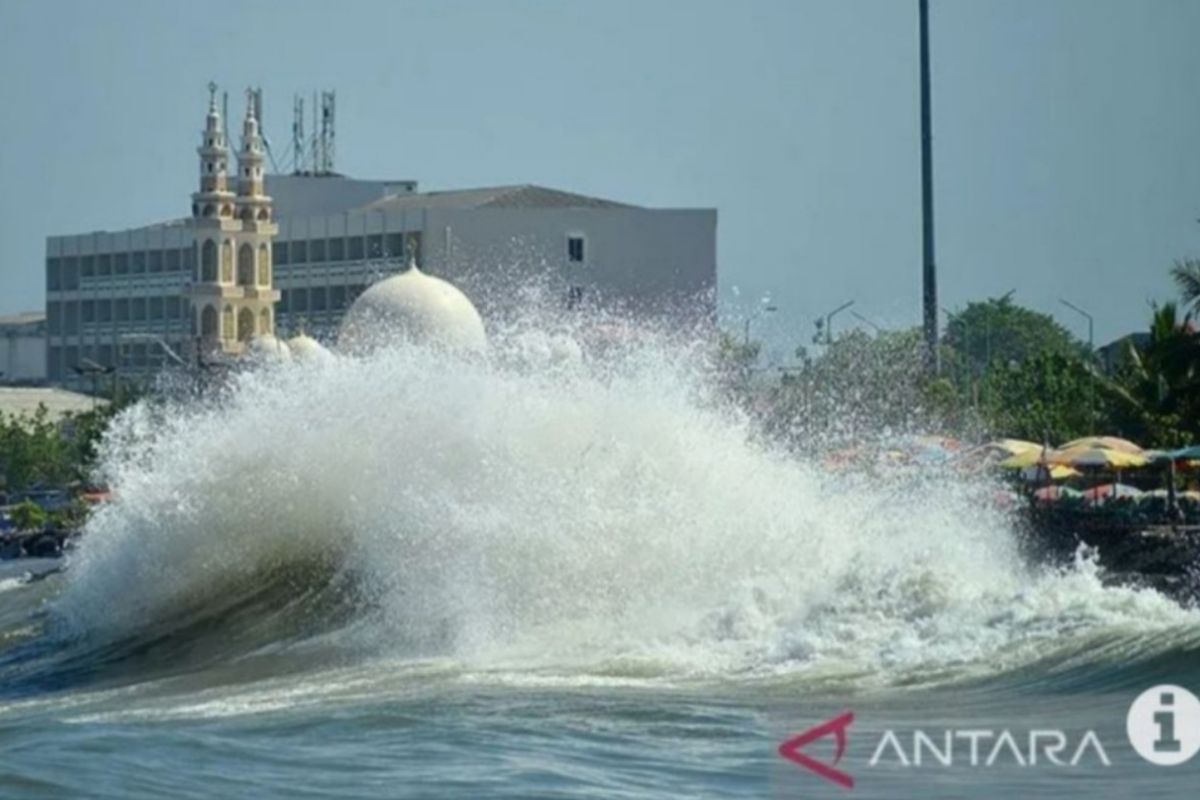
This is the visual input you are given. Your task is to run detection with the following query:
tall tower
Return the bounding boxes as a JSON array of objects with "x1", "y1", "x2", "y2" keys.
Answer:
[{"x1": 186, "y1": 85, "x2": 279, "y2": 357}]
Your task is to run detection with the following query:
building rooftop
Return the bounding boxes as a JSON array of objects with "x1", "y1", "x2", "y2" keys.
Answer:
[
  {"x1": 0, "y1": 387, "x2": 105, "y2": 420},
  {"x1": 361, "y1": 184, "x2": 638, "y2": 213},
  {"x1": 0, "y1": 312, "x2": 46, "y2": 330}
]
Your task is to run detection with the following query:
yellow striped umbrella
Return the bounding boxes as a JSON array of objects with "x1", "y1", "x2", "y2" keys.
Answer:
[
  {"x1": 1046, "y1": 446, "x2": 1149, "y2": 469},
  {"x1": 1057, "y1": 436, "x2": 1144, "y2": 455}
]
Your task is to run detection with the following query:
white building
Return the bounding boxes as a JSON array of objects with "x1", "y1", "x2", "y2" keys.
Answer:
[
  {"x1": 0, "y1": 312, "x2": 47, "y2": 384},
  {"x1": 42, "y1": 88, "x2": 716, "y2": 390}
]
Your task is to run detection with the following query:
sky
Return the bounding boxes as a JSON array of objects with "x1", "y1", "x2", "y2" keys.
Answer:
[{"x1": 1, "y1": 0, "x2": 1199, "y2": 355}]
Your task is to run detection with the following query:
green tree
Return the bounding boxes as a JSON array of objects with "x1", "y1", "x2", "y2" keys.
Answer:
[
  {"x1": 942, "y1": 294, "x2": 1085, "y2": 381},
  {"x1": 976, "y1": 352, "x2": 1108, "y2": 444},
  {"x1": 1105, "y1": 302, "x2": 1200, "y2": 446},
  {"x1": 1172, "y1": 258, "x2": 1200, "y2": 311},
  {"x1": 9, "y1": 500, "x2": 48, "y2": 532}
]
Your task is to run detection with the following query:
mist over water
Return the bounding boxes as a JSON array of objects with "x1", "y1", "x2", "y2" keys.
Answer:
[{"x1": 33, "y1": 309, "x2": 1195, "y2": 699}]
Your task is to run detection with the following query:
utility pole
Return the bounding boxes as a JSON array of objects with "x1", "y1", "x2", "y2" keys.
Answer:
[{"x1": 919, "y1": 0, "x2": 939, "y2": 375}]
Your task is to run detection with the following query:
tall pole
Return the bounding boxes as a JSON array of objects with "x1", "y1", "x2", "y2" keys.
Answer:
[{"x1": 919, "y1": 0, "x2": 939, "y2": 375}]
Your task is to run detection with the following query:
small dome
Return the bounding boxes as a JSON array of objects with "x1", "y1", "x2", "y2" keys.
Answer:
[
  {"x1": 287, "y1": 333, "x2": 331, "y2": 363},
  {"x1": 337, "y1": 260, "x2": 487, "y2": 354},
  {"x1": 247, "y1": 333, "x2": 291, "y2": 361}
]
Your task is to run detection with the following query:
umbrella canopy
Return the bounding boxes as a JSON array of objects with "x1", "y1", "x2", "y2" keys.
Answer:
[
  {"x1": 999, "y1": 447, "x2": 1054, "y2": 469},
  {"x1": 1019, "y1": 464, "x2": 1080, "y2": 482},
  {"x1": 1046, "y1": 446, "x2": 1149, "y2": 469},
  {"x1": 1167, "y1": 445, "x2": 1200, "y2": 460},
  {"x1": 1033, "y1": 485, "x2": 1083, "y2": 503},
  {"x1": 1058, "y1": 436, "x2": 1144, "y2": 454},
  {"x1": 1080, "y1": 483, "x2": 1144, "y2": 504}
]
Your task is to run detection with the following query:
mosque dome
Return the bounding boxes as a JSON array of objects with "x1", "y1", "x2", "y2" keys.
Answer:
[
  {"x1": 246, "y1": 333, "x2": 291, "y2": 361},
  {"x1": 337, "y1": 259, "x2": 487, "y2": 354},
  {"x1": 287, "y1": 333, "x2": 331, "y2": 363}
]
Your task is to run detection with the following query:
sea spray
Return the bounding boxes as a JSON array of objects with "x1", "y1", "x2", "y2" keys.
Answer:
[{"x1": 50, "y1": 317, "x2": 1198, "y2": 689}]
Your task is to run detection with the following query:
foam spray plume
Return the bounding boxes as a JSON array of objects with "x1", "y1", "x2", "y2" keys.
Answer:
[{"x1": 50, "y1": 309, "x2": 1198, "y2": 693}]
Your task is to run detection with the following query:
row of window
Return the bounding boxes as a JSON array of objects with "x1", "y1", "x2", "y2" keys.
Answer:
[
  {"x1": 277, "y1": 284, "x2": 367, "y2": 315},
  {"x1": 47, "y1": 249, "x2": 193, "y2": 290},
  {"x1": 47, "y1": 297, "x2": 186, "y2": 334},
  {"x1": 47, "y1": 341, "x2": 187, "y2": 380},
  {"x1": 275, "y1": 232, "x2": 421, "y2": 266},
  {"x1": 48, "y1": 230, "x2": 426, "y2": 290}
]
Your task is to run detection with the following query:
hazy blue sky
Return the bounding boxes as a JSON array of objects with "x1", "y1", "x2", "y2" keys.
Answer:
[{"x1": 2, "y1": 0, "x2": 1199, "y2": 351}]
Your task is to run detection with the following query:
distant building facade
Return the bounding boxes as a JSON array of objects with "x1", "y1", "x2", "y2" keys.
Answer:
[
  {"x1": 42, "y1": 88, "x2": 716, "y2": 390},
  {"x1": 0, "y1": 312, "x2": 47, "y2": 384}
]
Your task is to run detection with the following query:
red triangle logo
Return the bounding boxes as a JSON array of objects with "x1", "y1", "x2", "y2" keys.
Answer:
[{"x1": 778, "y1": 711, "x2": 855, "y2": 789}]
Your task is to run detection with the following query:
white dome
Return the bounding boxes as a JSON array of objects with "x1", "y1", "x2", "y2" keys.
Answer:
[
  {"x1": 287, "y1": 333, "x2": 331, "y2": 363},
  {"x1": 247, "y1": 333, "x2": 291, "y2": 361},
  {"x1": 337, "y1": 261, "x2": 487, "y2": 354}
]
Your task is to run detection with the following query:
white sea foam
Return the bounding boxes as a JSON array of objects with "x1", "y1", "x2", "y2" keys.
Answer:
[{"x1": 51, "y1": 317, "x2": 1198, "y2": 689}]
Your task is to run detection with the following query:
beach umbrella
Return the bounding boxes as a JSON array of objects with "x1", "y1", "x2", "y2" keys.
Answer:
[
  {"x1": 998, "y1": 447, "x2": 1053, "y2": 469},
  {"x1": 1046, "y1": 446, "x2": 1149, "y2": 469},
  {"x1": 1058, "y1": 436, "x2": 1144, "y2": 454},
  {"x1": 1019, "y1": 464, "x2": 1080, "y2": 482},
  {"x1": 1080, "y1": 483, "x2": 1144, "y2": 504},
  {"x1": 1033, "y1": 485, "x2": 1082, "y2": 503},
  {"x1": 1168, "y1": 445, "x2": 1200, "y2": 460}
]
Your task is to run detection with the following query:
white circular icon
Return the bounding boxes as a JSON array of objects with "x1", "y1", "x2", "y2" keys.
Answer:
[{"x1": 1127, "y1": 684, "x2": 1200, "y2": 766}]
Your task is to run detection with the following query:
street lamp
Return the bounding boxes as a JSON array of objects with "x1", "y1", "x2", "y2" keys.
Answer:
[
  {"x1": 851, "y1": 310, "x2": 882, "y2": 334},
  {"x1": 817, "y1": 300, "x2": 855, "y2": 345},
  {"x1": 1058, "y1": 297, "x2": 1094, "y2": 353},
  {"x1": 743, "y1": 301, "x2": 778, "y2": 346},
  {"x1": 1059, "y1": 297, "x2": 1097, "y2": 427}
]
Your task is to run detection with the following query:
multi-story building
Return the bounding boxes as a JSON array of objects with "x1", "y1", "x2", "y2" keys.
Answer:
[
  {"x1": 0, "y1": 312, "x2": 47, "y2": 384},
  {"x1": 43, "y1": 88, "x2": 716, "y2": 391}
]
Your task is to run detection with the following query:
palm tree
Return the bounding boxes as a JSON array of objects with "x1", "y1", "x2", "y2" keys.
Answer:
[{"x1": 1172, "y1": 258, "x2": 1200, "y2": 310}]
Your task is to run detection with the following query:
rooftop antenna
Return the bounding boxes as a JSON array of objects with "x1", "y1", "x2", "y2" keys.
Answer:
[
  {"x1": 222, "y1": 90, "x2": 229, "y2": 146},
  {"x1": 310, "y1": 91, "x2": 319, "y2": 175},
  {"x1": 291, "y1": 94, "x2": 306, "y2": 174},
  {"x1": 320, "y1": 90, "x2": 336, "y2": 174}
]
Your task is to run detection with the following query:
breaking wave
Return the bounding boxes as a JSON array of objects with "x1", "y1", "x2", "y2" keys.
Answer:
[{"x1": 10, "y1": 315, "x2": 1199, "y2": 697}]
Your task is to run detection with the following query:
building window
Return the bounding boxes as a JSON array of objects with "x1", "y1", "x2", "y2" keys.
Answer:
[
  {"x1": 368, "y1": 234, "x2": 384, "y2": 259},
  {"x1": 310, "y1": 239, "x2": 326, "y2": 262},
  {"x1": 132, "y1": 297, "x2": 147, "y2": 321},
  {"x1": 47, "y1": 258, "x2": 62, "y2": 291},
  {"x1": 149, "y1": 250, "x2": 163, "y2": 272},
  {"x1": 98, "y1": 344, "x2": 114, "y2": 367},
  {"x1": 567, "y1": 236, "x2": 585, "y2": 263},
  {"x1": 348, "y1": 236, "x2": 364, "y2": 260},
  {"x1": 63, "y1": 257, "x2": 80, "y2": 290},
  {"x1": 201, "y1": 240, "x2": 217, "y2": 282},
  {"x1": 292, "y1": 240, "x2": 308, "y2": 264},
  {"x1": 201, "y1": 305, "x2": 218, "y2": 338},
  {"x1": 386, "y1": 233, "x2": 404, "y2": 259},
  {"x1": 237, "y1": 243, "x2": 255, "y2": 286},
  {"x1": 166, "y1": 296, "x2": 181, "y2": 319},
  {"x1": 278, "y1": 289, "x2": 290, "y2": 313},
  {"x1": 330, "y1": 285, "x2": 346, "y2": 310},
  {"x1": 115, "y1": 253, "x2": 129, "y2": 275},
  {"x1": 275, "y1": 242, "x2": 289, "y2": 265},
  {"x1": 292, "y1": 288, "x2": 309, "y2": 312},
  {"x1": 97, "y1": 299, "x2": 112, "y2": 323},
  {"x1": 166, "y1": 249, "x2": 181, "y2": 272},
  {"x1": 311, "y1": 287, "x2": 327, "y2": 311},
  {"x1": 221, "y1": 306, "x2": 234, "y2": 340},
  {"x1": 329, "y1": 237, "x2": 345, "y2": 261},
  {"x1": 149, "y1": 296, "x2": 164, "y2": 320},
  {"x1": 82, "y1": 300, "x2": 95, "y2": 323},
  {"x1": 133, "y1": 252, "x2": 146, "y2": 273},
  {"x1": 98, "y1": 253, "x2": 112, "y2": 276},
  {"x1": 81, "y1": 255, "x2": 95, "y2": 278},
  {"x1": 221, "y1": 240, "x2": 234, "y2": 282},
  {"x1": 115, "y1": 298, "x2": 130, "y2": 322},
  {"x1": 46, "y1": 302, "x2": 62, "y2": 334},
  {"x1": 64, "y1": 302, "x2": 80, "y2": 334}
]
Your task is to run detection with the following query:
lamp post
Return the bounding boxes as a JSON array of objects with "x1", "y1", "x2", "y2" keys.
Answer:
[
  {"x1": 743, "y1": 301, "x2": 778, "y2": 347},
  {"x1": 1059, "y1": 297, "x2": 1096, "y2": 426},
  {"x1": 1058, "y1": 297, "x2": 1094, "y2": 353},
  {"x1": 851, "y1": 310, "x2": 882, "y2": 334},
  {"x1": 820, "y1": 300, "x2": 855, "y2": 345}
]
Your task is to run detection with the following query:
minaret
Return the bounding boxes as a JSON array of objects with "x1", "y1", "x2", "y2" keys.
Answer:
[{"x1": 185, "y1": 85, "x2": 279, "y2": 358}]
